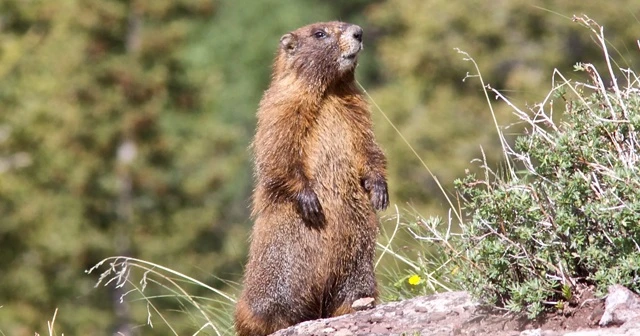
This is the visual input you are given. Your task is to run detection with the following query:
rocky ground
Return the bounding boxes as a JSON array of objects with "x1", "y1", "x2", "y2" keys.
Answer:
[{"x1": 271, "y1": 286, "x2": 640, "y2": 336}]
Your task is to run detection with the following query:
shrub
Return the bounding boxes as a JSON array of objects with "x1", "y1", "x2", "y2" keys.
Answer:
[{"x1": 454, "y1": 17, "x2": 640, "y2": 317}]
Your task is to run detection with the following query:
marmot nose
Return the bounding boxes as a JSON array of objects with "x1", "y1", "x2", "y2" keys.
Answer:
[{"x1": 346, "y1": 25, "x2": 363, "y2": 42}]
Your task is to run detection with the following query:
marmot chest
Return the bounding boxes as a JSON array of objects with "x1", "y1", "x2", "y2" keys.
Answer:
[{"x1": 306, "y1": 105, "x2": 366, "y2": 198}]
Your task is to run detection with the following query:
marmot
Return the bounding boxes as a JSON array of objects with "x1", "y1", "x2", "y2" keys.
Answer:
[{"x1": 234, "y1": 21, "x2": 389, "y2": 336}]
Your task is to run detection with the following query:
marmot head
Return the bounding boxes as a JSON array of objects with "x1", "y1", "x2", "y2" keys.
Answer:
[{"x1": 274, "y1": 21, "x2": 364, "y2": 89}]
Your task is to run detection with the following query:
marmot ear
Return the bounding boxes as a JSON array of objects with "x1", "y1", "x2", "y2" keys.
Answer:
[{"x1": 280, "y1": 33, "x2": 297, "y2": 55}]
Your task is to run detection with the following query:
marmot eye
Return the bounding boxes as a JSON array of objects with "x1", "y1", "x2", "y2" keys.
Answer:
[{"x1": 313, "y1": 30, "x2": 327, "y2": 39}]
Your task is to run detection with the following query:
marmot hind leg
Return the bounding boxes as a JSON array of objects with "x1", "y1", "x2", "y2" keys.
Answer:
[
  {"x1": 325, "y1": 260, "x2": 377, "y2": 317},
  {"x1": 234, "y1": 299, "x2": 287, "y2": 336}
]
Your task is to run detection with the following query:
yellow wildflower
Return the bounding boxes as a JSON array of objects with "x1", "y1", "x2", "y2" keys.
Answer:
[{"x1": 407, "y1": 274, "x2": 421, "y2": 286}]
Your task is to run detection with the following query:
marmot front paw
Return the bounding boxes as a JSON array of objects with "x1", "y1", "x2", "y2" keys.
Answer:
[
  {"x1": 363, "y1": 176, "x2": 389, "y2": 211},
  {"x1": 297, "y1": 187, "x2": 325, "y2": 226}
]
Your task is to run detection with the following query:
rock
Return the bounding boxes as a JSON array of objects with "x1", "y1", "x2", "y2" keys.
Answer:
[
  {"x1": 271, "y1": 292, "x2": 476, "y2": 336},
  {"x1": 320, "y1": 327, "x2": 336, "y2": 334},
  {"x1": 269, "y1": 288, "x2": 640, "y2": 336},
  {"x1": 352, "y1": 297, "x2": 376, "y2": 311},
  {"x1": 520, "y1": 329, "x2": 542, "y2": 336},
  {"x1": 599, "y1": 284, "x2": 640, "y2": 326},
  {"x1": 520, "y1": 329, "x2": 561, "y2": 336},
  {"x1": 334, "y1": 329, "x2": 354, "y2": 336}
]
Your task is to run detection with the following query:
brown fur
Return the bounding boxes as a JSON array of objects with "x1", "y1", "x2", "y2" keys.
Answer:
[{"x1": 235, "y1": 21, "x2": 388, "y2": 336}]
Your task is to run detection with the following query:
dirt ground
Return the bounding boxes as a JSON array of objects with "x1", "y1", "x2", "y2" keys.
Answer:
[
  {"x1": 461, "y1": 296, "x2": 604, "y2": 335},
  {"x1": 468, "y1": 286, "x2": 605, "y2": 335}
]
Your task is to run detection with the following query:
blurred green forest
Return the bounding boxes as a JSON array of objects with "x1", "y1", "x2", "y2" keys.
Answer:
[{"x1": 1, "y1": 0, "x2": 639, "y2": 334}]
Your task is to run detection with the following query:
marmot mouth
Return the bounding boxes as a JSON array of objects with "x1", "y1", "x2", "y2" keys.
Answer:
[
  {"x1": 343, "y1": 53, "x2": 358, "y2": 60},
  {"x1": 343, "y1": 46, "x2": 362, "y2": 60},
  {"x1": 342, "y1": 43, "x2": 362, "y2": 60}
]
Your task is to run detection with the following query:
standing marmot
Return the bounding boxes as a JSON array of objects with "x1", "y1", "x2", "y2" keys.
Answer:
[{"x1": 234, "y1": 21, "x2": 389, "y2": 336}]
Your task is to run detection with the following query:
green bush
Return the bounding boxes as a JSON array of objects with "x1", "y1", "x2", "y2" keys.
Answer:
[{"x1": 454, "y1": 18, "x2": 640, "y2": 317}]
